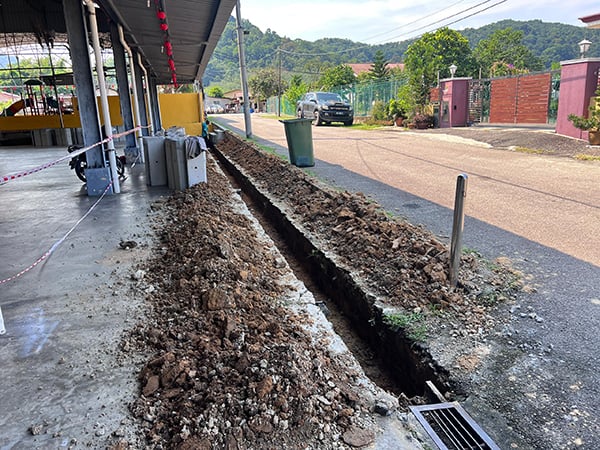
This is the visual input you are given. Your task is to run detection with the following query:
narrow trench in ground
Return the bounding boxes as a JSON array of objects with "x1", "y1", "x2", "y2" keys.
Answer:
[{"x1": 217, "y1": 162, "x2": 405, "y2": 397}]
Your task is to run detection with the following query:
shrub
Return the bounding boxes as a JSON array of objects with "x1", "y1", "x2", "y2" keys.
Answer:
[
  {"x1": 413, "y1": 113, "x2": 434, "y2": 129},
  {"x1": 371, "y1": 100, "x2": 387, "y2": 121}
]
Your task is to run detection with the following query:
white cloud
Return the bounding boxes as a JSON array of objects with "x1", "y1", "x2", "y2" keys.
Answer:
[{"x1": 240, "y1": 0, "x2": 598, "y2": 42}]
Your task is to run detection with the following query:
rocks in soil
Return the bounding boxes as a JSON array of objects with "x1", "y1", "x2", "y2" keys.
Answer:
[
  {"x1": 128, "y1": 155, "x2": 384, "y2": 449},
  {"x1": 125, "y1": 132, "x2": 523, "y2": 448}
]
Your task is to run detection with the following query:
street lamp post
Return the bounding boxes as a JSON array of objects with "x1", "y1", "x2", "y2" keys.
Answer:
[
  {"x1": 579, "y1": 39, "x2": 592, "y2": 58},
  {"x1": 449, "y1": 64, "x2": 457, "y2": 78}
]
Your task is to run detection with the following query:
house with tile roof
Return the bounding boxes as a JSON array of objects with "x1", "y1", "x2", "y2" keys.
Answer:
[{"x1": 347, "y1": 63, "x2": 404, "y2": 77}]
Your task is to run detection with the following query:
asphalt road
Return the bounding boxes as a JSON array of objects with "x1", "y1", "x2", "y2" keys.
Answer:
[
  {"x1": 216, "y1": 114, "x2": 600, "y2": 267},
  {"x1": 213, "y1": 113, "x2": 600, "y2": 449}
]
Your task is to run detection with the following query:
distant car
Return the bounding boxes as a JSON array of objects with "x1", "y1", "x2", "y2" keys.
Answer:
[
  {"x1": 206, "y1": 104, "x2": 224, "y2": 114},
  {"x1": 296, "y1": 92, "x2": 353, "y2": 126}
]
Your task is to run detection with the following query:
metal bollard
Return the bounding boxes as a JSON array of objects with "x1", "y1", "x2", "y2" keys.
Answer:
[
  {"x1": 450, "y1": 174, "x2": 468, "y2": 287},
  {"x1": 0, "y1": 305, "x2": 6, "y2": 335}
]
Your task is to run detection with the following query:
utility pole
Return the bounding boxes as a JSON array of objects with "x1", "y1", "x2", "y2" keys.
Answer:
[
  {"x1": 235, "y1": 0, "x2": 252, "y2": 138},
  {"x1": 278, "y1": 47, "x2": 282, "y2": 117}
]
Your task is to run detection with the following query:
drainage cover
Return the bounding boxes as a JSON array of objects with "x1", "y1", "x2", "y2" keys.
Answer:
[{"x1": 409, "y1": 402, "x2": 500, "y2": 450}]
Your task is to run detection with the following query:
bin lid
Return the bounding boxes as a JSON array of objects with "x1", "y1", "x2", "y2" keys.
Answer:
[{"x1": 279, "y1": 118, "x2": 312, "y2": 124}]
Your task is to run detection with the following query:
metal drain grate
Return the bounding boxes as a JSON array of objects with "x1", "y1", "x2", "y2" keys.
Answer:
[{"x1": 409, "y1": 402, "x2": 500, "y2": 450}]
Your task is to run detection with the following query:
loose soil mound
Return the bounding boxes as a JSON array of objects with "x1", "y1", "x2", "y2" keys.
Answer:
[
  {"x1": 128, "y1": 133, "x2": 520, "y2": 449},
  {"x1": 216, "y1": 134, "x2": 519, "y2": 322}
]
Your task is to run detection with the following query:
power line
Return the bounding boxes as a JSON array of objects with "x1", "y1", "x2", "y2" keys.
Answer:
[
  {"x1": 381, "y1": 0, "x2": 507, "y2": 43},
  {"x1": 277, "y1": 0, "x2": 505, "y2": 58},
  {"x1": 356, "y1": 0, "x2": 468, "y2": 43}
]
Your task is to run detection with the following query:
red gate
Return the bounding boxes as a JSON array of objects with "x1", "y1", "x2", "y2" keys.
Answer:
[{"x1": 489, "y1": 72, "x2": 552, "y2": 124}]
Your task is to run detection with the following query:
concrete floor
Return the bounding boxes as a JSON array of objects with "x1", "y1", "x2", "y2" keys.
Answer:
[
  {"x1": 0, "y1": 143, "x2": 430, "y2": 450},
  {"x1": 0, "y1": 144, "x2": 169, "y2": 449}
]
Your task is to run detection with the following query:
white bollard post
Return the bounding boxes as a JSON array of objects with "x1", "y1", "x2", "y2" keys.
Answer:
[
  {"x1": 450, "y1": 174, "x2": 468, "y2": 287},
  {"x1": 0, "y1": 306, "x2": 6, "y2": 335}
]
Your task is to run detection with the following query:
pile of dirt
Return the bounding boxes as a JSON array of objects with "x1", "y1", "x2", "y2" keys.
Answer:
[
  {"x1": 128, "y1": 157, "x2": 404, "y2": 449},
  {"x1": 216, "y1": 134, "x2": 520, "y2": 325},
  {"x1": 127, "y1": 133, "x2": 521, "y2": 448}
]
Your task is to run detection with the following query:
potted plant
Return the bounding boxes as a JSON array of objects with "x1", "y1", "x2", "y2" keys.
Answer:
[
  {"x1": 386, "y1": 85, "x2": 415, "y2": 127},
  {"x1": 386, "y1": 99, "x2": 407, "y2": 126},
  {"x1": 412, "y1": 112, "x2": 434, "y2": 129},
  {"x1": 568, "y1": 90, "x2": 600, "y2": 145}
]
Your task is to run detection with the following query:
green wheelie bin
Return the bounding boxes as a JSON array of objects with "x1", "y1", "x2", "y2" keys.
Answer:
[{"x1": 279, "y1": 118, "x2": 315, "y2": 167}]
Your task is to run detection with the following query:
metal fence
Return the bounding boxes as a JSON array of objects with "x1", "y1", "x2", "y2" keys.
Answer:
[
  {"x1": 266, "y1": 72, "x2": 560, "y2": 124},
  {"x1": 266, "y1": 78, "x2": 408, "y2": 117},
  {"x1": 266, "y1": 96, "x2": 296, "y2": 116}
]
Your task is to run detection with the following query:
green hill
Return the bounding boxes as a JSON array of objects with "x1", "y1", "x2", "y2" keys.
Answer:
[
  {"x1": 204, "y1": 17, "x2": 600, "y2": 89},
  {"x1": 459, "y1": 19, "x2": 600, "y2": 68}
]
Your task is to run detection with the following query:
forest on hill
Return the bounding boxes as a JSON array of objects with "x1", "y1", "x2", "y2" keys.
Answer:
[{"x1": 204, "y1": 17, "x2": 600, "y2": 90}]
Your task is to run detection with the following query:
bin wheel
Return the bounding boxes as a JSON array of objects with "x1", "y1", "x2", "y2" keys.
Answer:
[{"x1": 344, "y1": 120, "x2": 353, "y2": 126}]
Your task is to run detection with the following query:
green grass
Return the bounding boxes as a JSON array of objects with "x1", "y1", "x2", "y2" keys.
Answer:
[
  {"x1": 259, "y1": 113, "x2": 296, "y2": 120},
  {"x1": 462, "y1": 247, "x2": 481, "y2": 257},
  {"x1": 250, "y1": 139, "x2": 286, "y2": 159},
  {"x1": 349, "y1": 123, "x2": 390, "y2": 131},
  {"x1": 574, "y1": 153, "x2": 600, "y2": 161},
  {"x1": 429, "y1": 303, "x2": 451, "y2": 319},
  {"x1": 477, "y1": 289, "x2": 501, "y2": 306},
  {"x1": 383, "y1": 311, "x2": 427, "y2": 342},
  {"x1": 383, "y1": 209, "x2": 396, "y2": 219}
]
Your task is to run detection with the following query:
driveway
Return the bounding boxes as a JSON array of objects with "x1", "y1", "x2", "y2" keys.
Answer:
[{"x1": 213, "y1": 113, "x2": 600, "y2": 449}]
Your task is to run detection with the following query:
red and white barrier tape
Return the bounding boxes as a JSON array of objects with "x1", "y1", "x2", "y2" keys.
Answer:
[
  {"x1": 0, "y1": 126, "x2": 142, "y2": 185},
  {"x1": 0, "y1": 124, "x2": 151, "y2": 285},
  {"x1": 0, "y1": 180, "x2": 114, "y2": 285}
]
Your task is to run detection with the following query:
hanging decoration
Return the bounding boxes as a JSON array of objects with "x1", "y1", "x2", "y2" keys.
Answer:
[{"x1": 154, "y1": 0, "x2": 177, "y2": 87}]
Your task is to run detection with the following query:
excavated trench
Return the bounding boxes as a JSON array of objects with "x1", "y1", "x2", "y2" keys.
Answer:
[{"x1": 210, "y1": 133, "x2": 453, "y2": 400}]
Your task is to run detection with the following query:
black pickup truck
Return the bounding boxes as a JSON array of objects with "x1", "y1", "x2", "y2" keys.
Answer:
[{"x1": 296, "y1": 92, "x2": 353, "y2": 126}]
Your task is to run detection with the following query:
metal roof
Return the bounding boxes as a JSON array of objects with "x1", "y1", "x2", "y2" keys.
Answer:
[{"x1": 0, "y1": 0, "x2": 236, "y2": 85}]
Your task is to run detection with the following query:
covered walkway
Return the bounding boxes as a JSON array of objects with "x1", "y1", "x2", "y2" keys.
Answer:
[{"x1": 0, "y1": 143, "x2": 168, "y2": 447}]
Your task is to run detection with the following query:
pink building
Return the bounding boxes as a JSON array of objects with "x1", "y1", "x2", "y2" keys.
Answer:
[
  {"x1": 438, "y1": 77, "x2": 471, "y2": 128},
  {"x1": 554, "y1": 12, "x2": 600, "y2": 140}
]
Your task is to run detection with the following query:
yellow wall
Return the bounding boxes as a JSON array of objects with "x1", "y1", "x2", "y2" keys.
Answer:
[
  {"x1": 74, "y1": 96, "x2": 124, "y2": 126},
  {"x1": 0, "y1": 93, "x2": 204, "y2": 135},
  {"x1": 158, "y1": 92, "x2": 204, "y2": 136},
  {"x1": 0, "y1": 95, "x2": 123, "y2": 131}
]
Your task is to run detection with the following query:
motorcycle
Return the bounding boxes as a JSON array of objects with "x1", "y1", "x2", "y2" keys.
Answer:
[{"x1": 68, "y1": 144, "x2": 126, "y2": 183}]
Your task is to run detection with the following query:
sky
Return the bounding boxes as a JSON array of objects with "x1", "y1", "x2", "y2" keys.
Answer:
[{"x1": 239, "y1": 0, "x2": 599, "y2": 44}]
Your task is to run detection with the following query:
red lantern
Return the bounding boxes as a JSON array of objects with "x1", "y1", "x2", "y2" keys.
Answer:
[
  {"x1": 156, "y1": 11, "x2": 166, "y2": 20},
  {"x1": 168, "y1": 59, "x2": 176, "y2": 71},
  {"x1": 160, "y1": 23, "x2": 168, "y2": 31},
  {"x1": 164, "y1": 41, "x2": 173, "y2": 56}
]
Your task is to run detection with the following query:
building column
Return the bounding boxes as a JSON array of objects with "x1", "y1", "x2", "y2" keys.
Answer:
[
  {"x1": 555, "y1": 58, "x2": 600, "y2": 140},
  {"x1": 133, "y1": 50, "x2": 149, "y2": 136},
  {"x1": 439, "y1": 78, "x2": 471, "y2": 128},
  {"x1": 148, "y1": 76, "x2": 162, "y2": 132},
  {"x1": 62, "y1": 0, "x2": 103, "y2": 167},
  {"x1": 109, "y1": 22, "x2": 137, "y2": 158}
]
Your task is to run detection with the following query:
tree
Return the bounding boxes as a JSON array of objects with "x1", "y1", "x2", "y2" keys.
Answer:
[
  {"x1": 473, "y1": 28, "x2": 543, "y2": 77},
  {"x1": 368, "y1": 50, "x2": 390, "y2": 81},
  {"x1": 388, "y1": 65, "x2": 405, "y2": 80},
  {"x1": 207, "y1": 86, "x2": 224, "y2": 97},
  {"x1": 248, "y1": 68, "x2": 286, "y2": 102},
  {"x1": 0, "y1": 55, "x2": 71, "y2": 95},
  {"x1": 316, "y1": 64, "x2": 355, "y2": 90},
  {"x1": 404, "y1": 28, "x2": 476, "y2": 106},
  {"x1": 283, "y1": 75, "x2": 308, "y2": 108}
]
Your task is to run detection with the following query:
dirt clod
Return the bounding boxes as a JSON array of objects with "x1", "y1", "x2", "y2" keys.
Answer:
[{"x1": 127, "y1": 132, "x2": 521, "y2": 448}]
